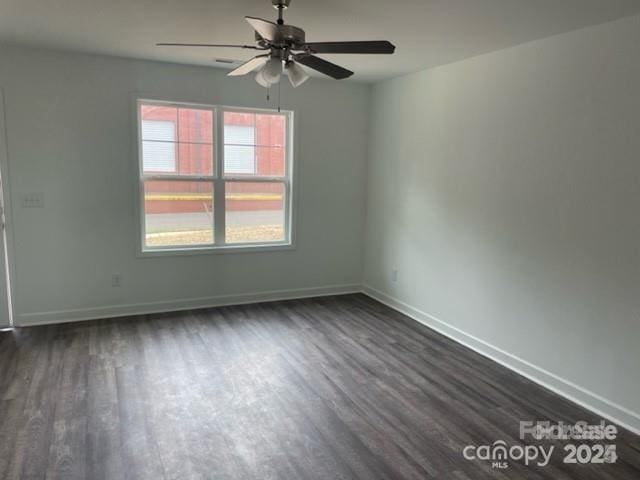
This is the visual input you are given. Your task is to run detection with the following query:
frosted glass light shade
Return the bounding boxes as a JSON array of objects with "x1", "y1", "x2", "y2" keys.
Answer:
[
  {"x1": 285, "y1": 62, "x2": 309, "y2": 87},
  {"x1": 255, "y1": 69, "x2": 271, "y2": 88},
  {"x1": 262, "y1": 58, "x2": 283, "y2": 84}
]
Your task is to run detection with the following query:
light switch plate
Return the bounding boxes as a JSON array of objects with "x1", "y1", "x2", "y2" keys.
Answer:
[{"x1": 22, "y1": 192, "x2": 44, "y2": 208}]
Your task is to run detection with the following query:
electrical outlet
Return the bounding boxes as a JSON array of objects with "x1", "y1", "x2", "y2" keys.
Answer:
[
  {"x1": 22, "y1": 192, "x2": 44, "y2": 208},
  {"x1": 391, "y1": 269, "x2": 399, "y2": 283},
  {"x1": 111, "y1": 274, "x2": 122, "y2": 287}
]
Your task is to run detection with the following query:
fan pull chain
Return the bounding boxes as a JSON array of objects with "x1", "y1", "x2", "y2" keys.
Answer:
[{"x1": 277, "y1": 80, "x2": 281, "y2": 113}]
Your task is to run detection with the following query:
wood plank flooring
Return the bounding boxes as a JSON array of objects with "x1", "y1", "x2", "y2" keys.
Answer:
[{"x1": 0, "y1": 294, "x2": 639, "y2": 479}]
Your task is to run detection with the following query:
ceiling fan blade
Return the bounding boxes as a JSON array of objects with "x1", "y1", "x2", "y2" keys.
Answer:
[
  {"x1": 228, "y1": 55, "x2": 269, "y2": 77},
  {"x1": 156, "y1": 43, "x2": 262, "y2": 49},
  {"x1": 302, "y1": 41, "x2": 396, "y2": 55},
  {"x1": 245, "y1": 16, "x2": 280, "y2": 42},
  {"x1": 294, "y1": 55, "x2": 353, "y2": 80}
]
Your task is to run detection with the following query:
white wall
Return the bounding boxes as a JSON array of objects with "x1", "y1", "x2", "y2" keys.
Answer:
[
  {"x1": 0, "y1": 45, "x2": 369, "y2": 324},
  {"x1": 364, "y1": 14, "x2": 640, "y2": 431}
]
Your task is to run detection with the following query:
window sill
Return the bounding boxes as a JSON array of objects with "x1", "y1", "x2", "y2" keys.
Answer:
[{"x1": 137, "y1": 242, "x2": 295, "y2": 258}]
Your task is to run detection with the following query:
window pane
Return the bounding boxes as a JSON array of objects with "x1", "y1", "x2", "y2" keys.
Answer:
[
  {"x1": 142, "y1": 119, "x2": 176, "y2": 142},
  {"x1": 178, "y1": 143, "x2": 213, "y2": 176},
  {"x1": 140, "y1": 105, "x2": 177, "y2": 140},
  {"x1": 224, "y1": 111, "x2": 255, "y2": 130},
  {"x1": 224, "y1": 145, "x2": 256, "y2": 175},
  {"x1": 144, "y1": 180, "x2": 213, "y2": 248},
  {"x1": 256, "y1": 146, "x2": 285, "y2": 177},
  {"x1": 256, "y1": 113, "x2": 285, "y2": 147},
  {"x1": 224, "y1": 124, "x2": 255, "y2": 145},
  {"x1": 225, "y1": 182, "x2": 285, "y2": 244},
  {"x1": 178, "y1": 108, "x2": 213, "y2": 144},
  {"x1": 223, "y1": 111, "x2": 286, "y2": 177},
  {"x1": 143, "y1": 141, "x2": 176, "y2": 173},
  {"x1": 140, "y1": 104, "x2": 214, "y2": 176}
]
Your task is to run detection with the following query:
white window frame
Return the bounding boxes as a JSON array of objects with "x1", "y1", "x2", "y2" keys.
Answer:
[{"x1": 136, "y1": 99, "x2": 294, "y2": 256}]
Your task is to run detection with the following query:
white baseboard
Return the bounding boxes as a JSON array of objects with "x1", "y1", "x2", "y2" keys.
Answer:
[
  {"x1": 16, "y1": 283, "x2": 361, "y2": 327},
  {"x1": 362, "y1": 285, "x2": 640, "y2": 436}
]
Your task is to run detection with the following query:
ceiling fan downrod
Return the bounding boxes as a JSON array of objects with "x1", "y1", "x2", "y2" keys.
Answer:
[{"x1": 272, "y1": 0, "x2": 291, "y2": 25}]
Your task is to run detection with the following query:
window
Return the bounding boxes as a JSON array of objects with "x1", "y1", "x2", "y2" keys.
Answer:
[{"x1": 137, "y1": 100, "x2": 292, "y2": 253}]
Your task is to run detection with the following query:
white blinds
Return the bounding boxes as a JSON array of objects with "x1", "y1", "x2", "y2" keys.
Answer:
[
  {"x1": 142, "y1": 120, "x2": 176, "y2": 172},
  {"x1": 224, "y1": 125, "x2": 256, "y2": 174}
]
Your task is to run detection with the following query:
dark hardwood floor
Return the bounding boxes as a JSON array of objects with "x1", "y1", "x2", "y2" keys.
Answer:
[{"x1": 0, "y1": 294, "x2": 638, "y2": 479}]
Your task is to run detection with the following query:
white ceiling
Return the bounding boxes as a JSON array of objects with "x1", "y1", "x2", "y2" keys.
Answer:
[{"x1": 1, "y1": 0, "x2": 639, "y2": 82}]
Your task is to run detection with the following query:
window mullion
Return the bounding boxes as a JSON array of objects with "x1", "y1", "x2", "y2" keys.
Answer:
[{"x1": 213, "y1": 107, "x2": 226, "y2": 245}]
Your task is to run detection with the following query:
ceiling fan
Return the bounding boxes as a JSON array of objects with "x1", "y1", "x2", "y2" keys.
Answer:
[{"x1": 157, "y1": 0, "x2": 396, "y2": 88}]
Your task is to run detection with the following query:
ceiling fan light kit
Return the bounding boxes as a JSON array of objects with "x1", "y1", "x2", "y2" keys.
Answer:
[
  {"x1": 157, "y1": 0, "x2": 396, "y2": 88},
  {"x1": 255, "y1": 69, "x2": 271, "y2": 88},
  {"x1": 261, "y1": 57, "x2": 284, "y2": 85},
  {"x1": 285, "y1": 61, "x2": 310, "y2": 87}
]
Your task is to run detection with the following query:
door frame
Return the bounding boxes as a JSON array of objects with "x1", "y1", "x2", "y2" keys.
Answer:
[{"x1": 0, "y1": 89, "x2": 16, "y2": 328}]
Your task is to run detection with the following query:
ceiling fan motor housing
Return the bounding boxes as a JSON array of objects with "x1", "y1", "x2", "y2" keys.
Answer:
[
  {"x1": 274, "y1": 24, "x2": 305, "y2": 48},
  {"x1": 254, "y1": 25, "x2": 305, "y2": 50}
]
